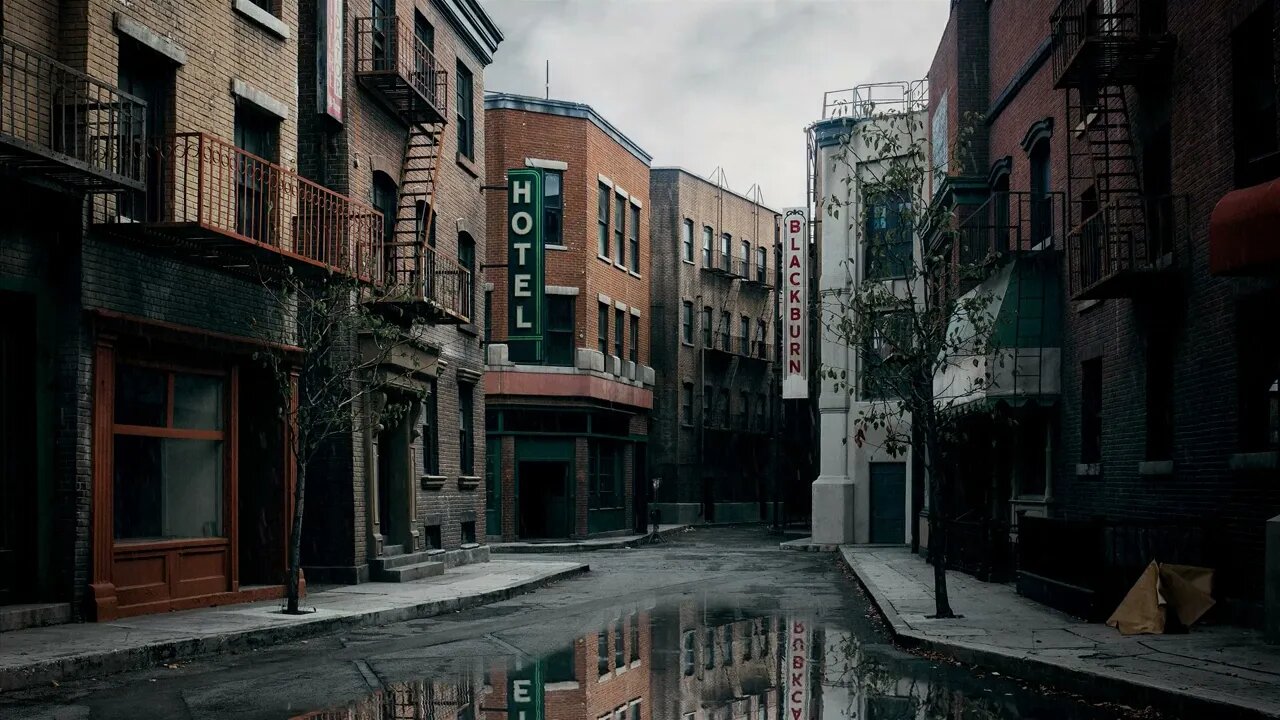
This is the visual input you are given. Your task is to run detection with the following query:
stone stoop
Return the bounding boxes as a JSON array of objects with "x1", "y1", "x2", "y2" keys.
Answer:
[
  {"x1": 371, "y1": 544, "x2": 491, "y2": 583},
  {"x1": 0, "y1": 603, "x2": 72, "y2": 633}
]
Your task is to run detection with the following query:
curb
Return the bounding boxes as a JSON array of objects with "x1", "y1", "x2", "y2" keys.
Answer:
[
  {"x1": 0, "y1": 564, "x2": 588, "y2": 693},
  {"x1": 492, "y1": 526, "x2": 691, "y2": 554},
  {"x1": 838, "y1": 550, "x2": 1277, "y2": 720}
]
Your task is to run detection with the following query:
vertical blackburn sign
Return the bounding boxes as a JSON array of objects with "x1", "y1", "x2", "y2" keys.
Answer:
[
  {"x1": 507, "y1": 168, "x2": 545, "y2": 362},
  {"x1": 786, "y1": 617, "x2": 811, "y2": 720},
  {"x1": 782, "y1": 208, "x2": 808, "y2": 399}
]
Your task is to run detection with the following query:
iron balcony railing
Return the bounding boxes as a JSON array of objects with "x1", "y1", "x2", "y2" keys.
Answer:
[
  {"x1": 1067, "y1": 193, "x2": 1186, "y2": 299},
  {"x1": 709, "y1": 335, "x2": 774, "y2": 362},
  {"x1": 354, "y1": 15, "x2": 448, "y2": 124},
  {"x1": 956, "y1": 191, "x2": 1064, "y2": 266},
  {"x1": 0, "y1": 37, "x2": 147, "y2": 191},
  {"x1": 822, "y1": 80, "x2": 928, "y2": 120},
  {"x1": 1050, "y1": 0, "x2": 1174, "y2": 88},
  {"x1": 92, "y1": 133, "x2": 382, "y2": 282},
  {"x1": 404, "y1": 247, "x2": 473, "y2": 322}
]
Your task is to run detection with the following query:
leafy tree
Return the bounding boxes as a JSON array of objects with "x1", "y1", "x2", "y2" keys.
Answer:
[{"x1": 819, "y1": 104, "x2": 1002, "y2": 619}]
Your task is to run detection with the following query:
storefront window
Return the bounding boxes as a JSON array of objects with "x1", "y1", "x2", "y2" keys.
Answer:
[{"x1": 113, "y1": 365, "x2": 226, "y2": 541}]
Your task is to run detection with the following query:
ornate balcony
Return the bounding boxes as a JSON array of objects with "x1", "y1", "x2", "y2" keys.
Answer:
[
  {"x1": 1051, "y1": 0, "x2": 1176, "y2": 89},
  {"x1": 956, "y1": 191, "x2": 1063, "y2": 265},
  {"x1": 373, "y1": 245, "x2": 473, "y2": 324},
  {"x1": 706, "y1": 336, "x2": 774, "y2": 363},
  {"x1": 92, "y1": 133, "x2": 382, "y2": 282},
  {"x1": 355, "y1": 16, "x2": 448, "y2": 125},
  {"x1": 1066, "y1": 194, "x2": 1186, "y2": 299},
  {"x1": 0, "y1": 38, "x2": 147, "y2": 192}
]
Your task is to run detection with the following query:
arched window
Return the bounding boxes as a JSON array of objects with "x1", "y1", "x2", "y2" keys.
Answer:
[
  {"x1": 372, "y1": 171, "x2": 398, "y2": 279},
  {"x1": 1029, "y1": 139, "x2": 1051, "y2": 247}
]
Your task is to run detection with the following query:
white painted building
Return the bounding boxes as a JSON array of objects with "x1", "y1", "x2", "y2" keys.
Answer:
[{"x1": 808, "y1": 82, "x2": 928, "y2": 547}]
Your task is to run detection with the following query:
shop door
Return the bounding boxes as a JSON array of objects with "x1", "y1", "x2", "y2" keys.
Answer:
[
  {"x1": 869, "y1": 462, "x2": 906, "y2": 545},
  {"x1": 518, "y1": 461, "x2": 569, "y2": 539},
  {"x1": 0, "y1": 292, "x2": 35, "y2": 604}
]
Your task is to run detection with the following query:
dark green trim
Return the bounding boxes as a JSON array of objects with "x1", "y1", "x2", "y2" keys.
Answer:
[{"x1": 489, "y1": 430, "x2": 647, "y2": 442}]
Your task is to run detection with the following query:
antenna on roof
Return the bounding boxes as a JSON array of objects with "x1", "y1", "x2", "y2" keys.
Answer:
[{"x1": 545, "y1": 60, "x2": 550, "y2": 99}]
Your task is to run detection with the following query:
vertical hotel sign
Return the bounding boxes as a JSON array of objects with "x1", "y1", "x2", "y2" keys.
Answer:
[
  {"x1": 508, "y1": 168, "x2": 545, "y2": 361},
  {"x1": 786, "y1": 617, "x2": 811, "y2": 720},
  {"x1": 782, "y1": 208, "x2": 808, "y2": 399},
  {"x1": 316, "y1": 0, "x2": 344, "y2": 122}
]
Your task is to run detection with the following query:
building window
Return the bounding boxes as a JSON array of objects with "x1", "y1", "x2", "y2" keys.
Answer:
[
  {"x1": 702, "y1": 226, "x2": 713, "y2": 266},
  {"x1": 682, "y1": 383, "x2": 694, "y2": 425},
  {"x1": 113, "y1": 365, "x2": 226, "y2": 540},
  {"x1": 616, "y1": 194, "x2": 627, "y2": 266},
  {"x1": 461, "y1": 520, "x2": 476, "y2": 544},
  {"x1": 864, "y1": 189, "x2": 912, "y2": 280},
  {"x1": 599, "y1": 184, "x2": 611, "y2": 256},
  {"x1": 681, "y1": 301, "x2": 694, "y2": 344},
  {"x1": 863, "y1": 311, "x2": 910, "y2": 399},
  {"x1": 704, "y1": 628, "x2": 716, "y2": 669},
  {"x1": 459, "y1": 382, "x2": 475, "y2": 475},
  {"x1": 423, "y1": 379, "x2": 439, "y2": 475},
  {"x1": 1233, "y1": 1, "x2": 1280, "y2": 186},
  {"x1": 703, "y1": 385, "x2": 712, "y2": 422},
  {"x1": 372, "y1": 172, "x2": 398, "y2": 280},
  {"x1": 757, "y1": 319, "x2": 767, "y2": 358},
  {"x1": 682, "y1": 219, "x2": 694, "y2": 262},
  {"x1": 598, "y1": 302, "x2": 609, "y2": 354},
  {"x1": 455, "y1": 60, "x2": 474, "y2": 159},
  {"x1": 544, "y1": 169, "x2": 564, "y2": 246},
  {"x1": 756, "y1": 246, "x2": 767, "y2": 282},
  {"x1": 630, "y1": 314, "x2": 639, "y2": 363},
  {"x1": 720, "y1": 233, "x2": 731, "y2": 271},
  {"x1": 1081, "y1": 358, "x2": 1103, "y2": 464},
  {"x1": 724, "y1": 626, "x2": 734, "y2": 665},
  {"x1": 630, "y1": 701, "x2": 641, "y2": 720},
  {"x1": 1029, "y1": 139, "x2": 1052, "y2": 244},
  {"x1": 547, "y1": 295, "x2": 575, "y2": 366},
  {"x1": 1146, "y1": 330, "x2": 1175, "y2": 461},
  {"x1": 615, "y1": 308, "x2": 625, "y2": 358},
  {"x1": 629, "y1": 204, "x2": 641, "y2": 273},
  {"x1": 739, "y1": 392, "x2": 750, "y2": 428},
  {"x1": 702, "y1": 307, "x2": 713, "y2": 347},
  {"x1": 589, "y1": 441, "x2": 622, "y2": 509},
  {"x1": 739, "y1": 316, "x2": 750, "y2": 355},
  {"x1": 598, "y1": 630, "x2": 609, "y2": 676},
  {"x1": 719, "y1": 311, "x2": 730, "y2": 350},
  {"x1": 233, "y1": 103, "x2": 280, "y2": 243},
  {"x1": 718, "y1": 389, "x2": 730, "y2": 428},
  {"x1": 741, "y1": 240, "x2": 751, "y2": 276},
  {"x1": 414, "y1": 10, "x2": 434, "y2": 50},
  {"x1": 613, "y1": 616, "x2": 625, "y2": 669},
  {"x1": 681, "y1": 630, "x2": 696, "y2": 676}
]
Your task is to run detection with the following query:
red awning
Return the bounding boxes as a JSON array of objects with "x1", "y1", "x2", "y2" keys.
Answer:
[{"x1": 1210, "y1": 179, "x2": 1280, "y2": 275}]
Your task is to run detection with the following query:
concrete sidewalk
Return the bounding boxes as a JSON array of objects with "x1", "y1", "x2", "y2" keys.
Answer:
[
  {"x1": 490, "y1": 524, "x2": 690, "y2": 553},
  {"x1": 842, "y1": 546, "x2": 1280, "y2": 719},
  {"x1": 0, "y1": 558, "x2": 586, "y2": 693}
]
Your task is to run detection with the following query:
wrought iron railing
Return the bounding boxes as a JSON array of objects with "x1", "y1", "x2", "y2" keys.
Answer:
[
  {"x1": 93, "y1": 133, "x2": 382, "y2": 282},
  {"x1": 424, "y1": 247, "x2": 474, "y2": 322},
  {"x1": 956, "y1": 191, "x2": 1063, "y2": 266},
  {"x1": 1067, "y1": 194, "x2": 1185, "y2": 297},
  {"x1": 1, "y1": 37, "x2": 147, "y2": 190},
  {"x1": 822, "y1": 80, "x2": 928, "y2": 120},
  {"x1": 1051, "y1": 0, "x2": 1170, "y2": 86},
  {"x1": 354, "y1": 16, "x2": 448, "y2": 118}
]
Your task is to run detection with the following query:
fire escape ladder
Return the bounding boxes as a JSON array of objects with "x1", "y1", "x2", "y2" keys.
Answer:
[
  {"x1": 1010, "y1": 258, "x2": 1046, "y2": 401},
  {"x1": 1081, "y1": 86, "x2": 1141, "y2": 202},
  {"x1": 389, "y1": 122, "x2": 444, "y2": 293}
]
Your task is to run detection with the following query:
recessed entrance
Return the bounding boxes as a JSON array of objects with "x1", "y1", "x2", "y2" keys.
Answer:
[
  {"x1": 0, "y1": 291, "x2": 36, "y2": 605},
  {"x1": 869, "y1": 462, "x2": 907, "y2": 545},
  {"x1": 518, "y1": 461, "x2": 570, "y2": 539}
]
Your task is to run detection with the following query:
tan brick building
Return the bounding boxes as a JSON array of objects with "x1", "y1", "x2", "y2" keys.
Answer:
[
  {"x1": 483, "y1": 94, "x2": 654, "y2": 540},
  {"x1": 649, "y1": 168, "x2": 779, "y2": 525},
  {"x1": 295, "y1": 0, "x2": 502, "y2": 583}
]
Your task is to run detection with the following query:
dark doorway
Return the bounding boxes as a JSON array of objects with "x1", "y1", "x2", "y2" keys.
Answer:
[
  {"x1": 518, "y1": 461, "x2": 570, "y2": 539},
  {"x1": 0, "y1": 292, "x2": 36, "y2": 604},
  {"x1": 869, "y1": 462, "x2": 907, "y2": 545},
  {"x1": 376, "y1": 403, "x2": 411, "y2": 552}
]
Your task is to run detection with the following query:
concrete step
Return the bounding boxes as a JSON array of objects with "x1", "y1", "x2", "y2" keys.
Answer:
[
  {"x1": 0, "y1": 603, "x2": 72, "y2": 633},
  {"x1": 382, "y1": 544, "x2": 405, "y2": 557},
  {"x1": 373, "y1": 560, "x2": 445, "y2": 583},
  {"x1": 373, "y1": 550, "x2": 442, "y2": 571}
]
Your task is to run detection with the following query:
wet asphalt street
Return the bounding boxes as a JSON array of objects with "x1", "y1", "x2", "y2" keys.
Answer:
[{"x1": 0, "y1": 528, "x2": 1165, "y2": 720}]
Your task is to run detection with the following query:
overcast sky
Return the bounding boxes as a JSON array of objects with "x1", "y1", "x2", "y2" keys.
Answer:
[{"x1": 480, "y1": 0, "x2": 950, "y2": 210}]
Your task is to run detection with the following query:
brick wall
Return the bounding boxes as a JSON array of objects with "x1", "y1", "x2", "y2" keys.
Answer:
[{"x1": 649, "y1": 169, "x2": 778, "y2": 507}]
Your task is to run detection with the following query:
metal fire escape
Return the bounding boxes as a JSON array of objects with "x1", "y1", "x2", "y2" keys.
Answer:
[{"x1": 1052, "y1": 0, "x2": 1179, "y2": 300}]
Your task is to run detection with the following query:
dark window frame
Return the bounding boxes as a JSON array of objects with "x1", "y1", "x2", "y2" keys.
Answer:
[
  {"x1": 863, "y1": 188, "x2": 913, "y2": 281},
  {"x1": 455, "y1": 60, "x2": 475, "y2": 159},
  {"x1": 598, "y1": 302, "x2": 609, "y2": 354},
  {"x1": 544, "y1": 169, "x2": 564, "y2": 246},
  {"x1": 546, "y1": 295, "x2": 575, "y2": 366},
  {"x1": 599, "y1": 184, "x2": 611, "y2": 256},
  {"x1": 682, "y1": 219, "x2": 695, "y2": 263},
  {"x1": 681, "y1": 301, "x2": 694, "y2": 344},
  {"x1": 458, "y1": 381, "x2": 475, "y2": 475}
]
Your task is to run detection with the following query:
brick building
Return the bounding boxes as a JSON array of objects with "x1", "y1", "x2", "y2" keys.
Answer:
[
  {"x1": 924, "y1": 0, "x2": 1280, "y2": 623},
  {"x1": 294, "y1": 0, "x2": 502, "y2": 584},
  {"x1": 648, "y1": 168, "x2": 779, "y2": 525},
  {"x1": 484, "y1": 607, "x2": 652, "y2": 720},
  {"x1": 483, "y1": 94, "x2": 655, "y2": 541},
  {"x1": 0, "y1": 0, "x2": 358, "y2": 621},
  {"x1": 649, "y1": 601, "x2": 781, "y2": 720}
]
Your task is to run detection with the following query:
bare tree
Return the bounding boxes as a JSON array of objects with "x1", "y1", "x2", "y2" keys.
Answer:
[
  {"x1": 819, "y1": 107, "x2": 1002, "y2": 619},
  {"x1": 255, "y1": 272, "x2": 423, "y2": 613}
]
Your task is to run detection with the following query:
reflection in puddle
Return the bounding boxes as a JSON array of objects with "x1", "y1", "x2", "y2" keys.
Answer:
[{"x1": 293, "y1": 602, "x2": 1143, "y2": 720}]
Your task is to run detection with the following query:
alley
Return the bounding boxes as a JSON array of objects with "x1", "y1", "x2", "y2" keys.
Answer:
[{"x1": 1, "y1": 529, "x2": 1166, "y2": 720}]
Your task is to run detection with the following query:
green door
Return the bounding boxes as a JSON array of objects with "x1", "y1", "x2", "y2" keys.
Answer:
[{"x1": 869, "y1": 462, "x2": 906, "y2": 545}]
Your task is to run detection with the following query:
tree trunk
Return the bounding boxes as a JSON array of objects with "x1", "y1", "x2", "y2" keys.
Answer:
[
  {"x1": 286, "y1": 463, "x2": 306, "y2": 613},
  {"x1": 924, "y1": 424, "x2": 955, "y2": 619}
]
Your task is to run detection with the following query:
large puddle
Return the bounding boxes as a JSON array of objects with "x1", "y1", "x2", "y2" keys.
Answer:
[{"x1": 289, "y1": 603, "x2": 1154, "y2": 720}]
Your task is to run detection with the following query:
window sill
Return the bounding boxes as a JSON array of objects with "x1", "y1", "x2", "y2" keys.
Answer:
[
  {"x1": 614, "y1": 261, "x2": 628, "y2": 271},
  {"x1": 1138, "y1": 460, "x2": 1174, "y2": 477},
  {"x1": 614, "y1": 664, "x2": 627, "y2": 676},
  {"x1": 597, "y1": 674, "x2": 609, "y2": 684},
  {"x1": 597, "y1": 254, "x2": 613, "y2": 264},
  {"x1": 1229, "y1": 451, "x2": 1280, "y2": 471},
  {"x1": 421, "y1": 475, "x2": 447, "y2": 491},
  {"x1": 1076, "y1": 299, "x2": 1103, "y2": 314},
  {"x1": 456, "y1": 152, "x2": 480, "y2": 179},
  {"x1": 629, "y1": 659, "x2": 641, "y2": 669},
  {"x1": 681, "y1": 340, "x2": 694, "y2": 348},
  {"x1": 458, "y1": 323, "x2": 479, "y2": 337},
  {"x1": 458, "y1": 475, "x2": 482, "y2": 491},
  {"x1": 629, "y1": 270, "x2": 642, "y2": 279},
  {"x1": 547, "y1": 244, "x2": 570, "y2": 251},
  {"x1": 1076, "y1": 463, "x2": 1101, "y2": 478},
  {"x1": 232, "y1": 0, "x2": 290, "y2": 39},
  {"x1": 682, "y1": 259, "x2": 695, "y2": 266}
]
